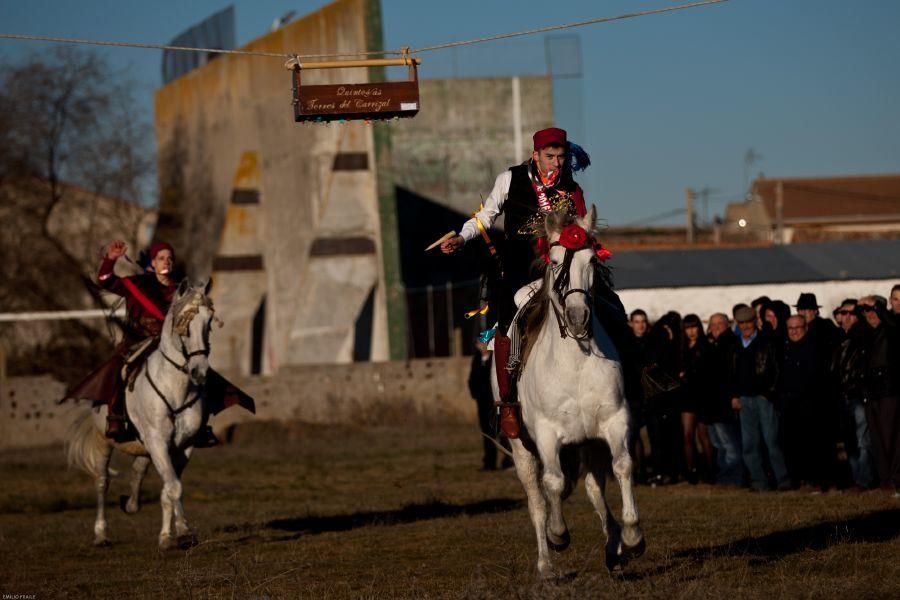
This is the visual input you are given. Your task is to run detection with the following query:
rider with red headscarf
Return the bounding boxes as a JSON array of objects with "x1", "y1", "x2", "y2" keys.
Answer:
[
  {"x1": 65, "y1": 241, "x2": 230, "y2": 443},
  {"x1": 442, "y1": 128, "x2": 628, "y2": 439}
]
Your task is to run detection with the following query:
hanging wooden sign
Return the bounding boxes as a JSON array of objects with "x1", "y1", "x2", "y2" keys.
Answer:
[{"x1": 288, "y1": 57, "x2": 421, "y2": 123}]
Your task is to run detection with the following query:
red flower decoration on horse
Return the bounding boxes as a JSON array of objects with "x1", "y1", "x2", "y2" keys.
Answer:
[{"x1": 558, "y1": 224, "x2": 588, "y2": 249}]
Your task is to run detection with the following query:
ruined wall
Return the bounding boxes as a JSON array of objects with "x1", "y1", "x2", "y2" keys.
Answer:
[
  {"x1": 154, "y1": 0, "x2": 391, "y2": 374},
  {"x1": 390, "y1": 76, "x2": 554, "y2": 218},
  {"x1": 0, "y1": 357, "x2": 478, "y2": 449}
]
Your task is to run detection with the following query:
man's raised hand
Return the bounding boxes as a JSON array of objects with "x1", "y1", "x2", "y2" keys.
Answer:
[
  {"x1": 440, "y1": 235, "x2": 465, "y2": 255},
  {"x1": 106, "y1": 240, "x2": 127, "y2": 260}
]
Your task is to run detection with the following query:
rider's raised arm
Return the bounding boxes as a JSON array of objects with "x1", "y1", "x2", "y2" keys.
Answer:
[
  {"x1": 97, "y1": 255, "x2": 127, "y2": 296},
  {"x1": 459, "y1": 170, "x2": 512, "y2": 243}
]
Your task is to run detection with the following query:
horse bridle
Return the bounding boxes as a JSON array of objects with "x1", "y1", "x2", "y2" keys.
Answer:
[
  {"x1": 144, "y1": 302, "x2": 212, "y2": 418},
  {"x1": 159, "y1": 303, "x2": 212, "y2": 373},
  {"x1": 548, "y1": 241, "x2": 592, "y2": 340}
]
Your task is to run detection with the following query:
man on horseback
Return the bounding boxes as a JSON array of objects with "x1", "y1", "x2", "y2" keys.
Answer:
[
  {"x1": 441, "y1": 127, "x2": 630, "y2": 439},
  {"x1": 65, "y1": 240, "x2": 220, "y2": 445}
]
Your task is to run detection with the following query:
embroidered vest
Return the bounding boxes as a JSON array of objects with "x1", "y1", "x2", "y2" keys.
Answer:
[{"x1": 503, "y1": 164, "x2": 578, "y2": 239}]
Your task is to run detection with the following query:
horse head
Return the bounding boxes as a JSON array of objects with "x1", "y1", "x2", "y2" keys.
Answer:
[
  {"x1": 170, "y1": 279, "x2": 219, "y2": 385},
  {"x1": 542, "y1": 206, "x2": 599, "y2": 339}
]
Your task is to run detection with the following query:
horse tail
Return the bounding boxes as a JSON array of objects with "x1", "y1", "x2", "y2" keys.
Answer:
[{"x1": 65, "y1": 408, "x2": 114, "y2": 477}]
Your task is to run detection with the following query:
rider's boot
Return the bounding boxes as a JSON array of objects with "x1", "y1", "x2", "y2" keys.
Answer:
[
  {"x1": 493, "y1": 333, "x2": 520, "y2": 439},
  {"x1": 106, "y1": 392, "x2": 130, "y2": 442},
  {"x1": 192, "y1": 425, "x2": 220, "y2": 448}
]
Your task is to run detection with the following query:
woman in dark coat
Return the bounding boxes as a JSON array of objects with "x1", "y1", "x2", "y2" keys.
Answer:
[
  {"x1": 643, "y1": 311, "x2": 684, "y2": 484},
  {"x1": 680, "y1": 314, "x2": 715, "y2": 483}
]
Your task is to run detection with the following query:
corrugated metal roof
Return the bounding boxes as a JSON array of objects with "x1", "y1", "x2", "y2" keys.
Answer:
[{"x1": 612, "y1": 239, "x2": 900, "y2": 289}]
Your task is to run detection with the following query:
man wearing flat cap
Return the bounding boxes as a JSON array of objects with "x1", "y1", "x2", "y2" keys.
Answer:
[
  {"x1": 729, "y1": 304, "x2": 790, "y2": 490},
  {"x1": 441, "y1": 127, "x2": 627, "y2": 438}
]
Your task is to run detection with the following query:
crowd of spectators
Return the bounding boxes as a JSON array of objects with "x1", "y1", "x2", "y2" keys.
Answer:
[{"x1": 626, "y1": 284, "x2": 900, "y2": 494}]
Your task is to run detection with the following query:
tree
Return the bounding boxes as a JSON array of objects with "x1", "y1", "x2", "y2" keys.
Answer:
[{"x1": 0, "y1": 47, "x2": 154, "y2": 382}]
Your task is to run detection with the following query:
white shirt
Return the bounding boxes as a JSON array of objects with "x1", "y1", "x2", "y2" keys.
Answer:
[{"x1": 459, "y1": 170, "x2": 514, "y2": 243}]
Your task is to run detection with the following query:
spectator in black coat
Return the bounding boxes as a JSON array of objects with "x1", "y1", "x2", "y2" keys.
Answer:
[
  {"x1": 706, "y1": 313, "x2": 743, "y2": 486},
  {"x1": 779, "y1": 315, "x2": 836, "y2": 490},
  {"x1": 796, "y1": 292, "x2": 841, "y2": 356},
  {"x1": 762, "y1": 300, "x2": 791, "y2": 343},
  {"x1": 858, "y1": 296, "x2": 900, "y2": 493},
  {"x1": 730, "y1": 306, "x2": 791, "y2": 491},
  {"x1": 643, "y1": 311, "x2": 684, "y2": 484},
  {"x1": 628, "y1": 309, "x2": 652, "y2": 483},
  {"x1": 832, "y1": 316, "x2": 876, "y2": 489},
  {"x1": 469, "y1": 340, "x2": 511, "y2": 470},
  {"x1": 680, "y1": 314, "x2": 714, "y2": 483}
]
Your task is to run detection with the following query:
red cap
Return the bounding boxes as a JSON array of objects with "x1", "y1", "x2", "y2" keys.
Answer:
[
  {"x1": 148, "y1": 241, "x2": 174, "y2": 260},
  {"x1": 533, "y1": 127, "x2": 567, "y2": 151}
]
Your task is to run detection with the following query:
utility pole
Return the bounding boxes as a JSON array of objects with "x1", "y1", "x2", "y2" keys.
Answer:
[
  {"x1": 775, "y1": 180, "x2": 785, "y2": 244},
  {"x1": 685, "y1": 188, "x2": 695, "y2": 244}
]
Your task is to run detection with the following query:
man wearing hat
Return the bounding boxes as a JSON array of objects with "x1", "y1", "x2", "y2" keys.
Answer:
[
  {"x1": 796, "y1": 292, "x2": 840, "y2": 353},
  {"x1": 441, "y1": 127, "x2": 626, "y2": 439},
  {"x1": 65, "y1": 240, "x2": 225, "y2": 444}
]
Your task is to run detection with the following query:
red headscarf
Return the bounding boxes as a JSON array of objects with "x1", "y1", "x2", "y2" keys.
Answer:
[
  {"x1": 148, "y1": 241, "x2": 174, "y2": 260},
  {"x1": 533, "y1": 127, "x2": 567, "y2": 151}
]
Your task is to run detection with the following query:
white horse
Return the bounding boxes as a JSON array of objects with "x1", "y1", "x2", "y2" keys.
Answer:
[
  {"x1": 66, "y1": 280, "x2": 216, "y2": 551},
  {"x1": 497, "y1": 207, "x2": 644, "y2": 578}
]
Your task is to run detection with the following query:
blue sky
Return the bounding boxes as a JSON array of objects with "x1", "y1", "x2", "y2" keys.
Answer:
[{"x1": 1, "y1": 0, "x2": 898, "y2": 224}]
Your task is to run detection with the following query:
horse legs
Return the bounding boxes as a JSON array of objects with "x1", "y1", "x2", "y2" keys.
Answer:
[
  {"x1": 584, "y1": 449, "x2": 622, "y2": 570},
  {"x1": 606, "y1": 414, "x2": 645, "y2": 559},
  {"x1": 92, "y1": 443, "x2": 114, "y2": 547},
  {"x1": 121, "y1": 456, "x2": 151, "y2": 514},
  {"x1": 170, "y1": 447, "x2": 195, "y2": 543},
  {"x1": 144, "y1": 436, "x2": 188, "y2": 551},
  {"x1": 511, "y1": 439, "x2": 554, "y2": 578},
  {"x1": 534, "y1": 428, "x2": 569, "y2": 561}
]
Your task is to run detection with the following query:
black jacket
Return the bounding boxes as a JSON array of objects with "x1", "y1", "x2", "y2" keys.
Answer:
[
  {"x1": 729, "y1": 330, "x2": 780, "y2": 400},
  {"x1": 862, "y1": 313, "x2": 899, "y2": 402},
  {"x1": 707, "y1": 330, "x2": 738, "y2": 422}
]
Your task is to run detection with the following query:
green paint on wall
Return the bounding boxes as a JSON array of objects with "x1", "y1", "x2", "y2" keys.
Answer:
[{"x1": 366, "y1": 0, "x2": 409, "y2": 359}]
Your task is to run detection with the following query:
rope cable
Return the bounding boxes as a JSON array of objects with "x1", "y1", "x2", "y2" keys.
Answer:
[{"x1": 0, "y1": 1, "x2": 730, "y2": 62}]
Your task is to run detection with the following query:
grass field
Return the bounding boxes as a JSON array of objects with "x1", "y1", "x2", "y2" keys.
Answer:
[{"x1": 1, "y1": 421, "x2": 898, "y2": 599}]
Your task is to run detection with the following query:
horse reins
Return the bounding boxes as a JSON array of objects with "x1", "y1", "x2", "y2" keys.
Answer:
[
  {"x1": 549, "y1": 242, "x2": 592, "y2": 340},
  {"x1": 143, "y1": 301, "x2": 211, "y2": 417}
]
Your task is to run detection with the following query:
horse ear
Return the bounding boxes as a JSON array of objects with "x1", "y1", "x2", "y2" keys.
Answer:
[
  {"x1": 176, "y1": 278, "x2": 190, "y2": 299},
  {"x1": 544, "y1": 210, "x2": 566, "y2": 235},
  {"x1": 580, "y1": 205, "x2": 597, "y2": 232}
]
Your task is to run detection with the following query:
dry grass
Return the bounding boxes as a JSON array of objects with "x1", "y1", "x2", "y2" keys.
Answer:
[{"x1": 0, "y1": 421, "x2": 898, "y2": 599}]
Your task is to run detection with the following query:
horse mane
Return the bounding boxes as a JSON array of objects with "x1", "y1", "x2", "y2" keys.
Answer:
[{"x1": 170, "y1": 285, "x2": 214, "y2": 336}]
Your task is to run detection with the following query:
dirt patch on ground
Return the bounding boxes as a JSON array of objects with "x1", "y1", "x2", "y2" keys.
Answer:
[{"x1": 1, "y1": 422, "x2": 898, "y2": 598}]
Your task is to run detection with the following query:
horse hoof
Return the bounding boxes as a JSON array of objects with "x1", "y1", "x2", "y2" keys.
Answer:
[
  {"x1": 547, "y1": 529, "x2": 571, "y2": 553},
  {"x1": 177, "y1": 533, "x2": 199, "y2": 550},
  {"x1": 605, "y1": 552, "x2": 625, "y2": 572},
  {"x1": 119, "y1": 495, "x2": 140, "y2": 514},
  {"x1": 621, "y1": 537, "x2": 646, "y2": 560},
  {"x1": 93, "y1": 537, "x2": 112, "y2": 548}
]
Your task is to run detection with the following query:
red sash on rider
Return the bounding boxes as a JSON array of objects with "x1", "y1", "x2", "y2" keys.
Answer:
[{"x1": 121, "y1": 278, "x2": 166, "y2": 321}]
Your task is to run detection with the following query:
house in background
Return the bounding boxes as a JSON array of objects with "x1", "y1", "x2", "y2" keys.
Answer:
[{"x1": 724, "y1": 173, "x2": 900, "y2": 244}]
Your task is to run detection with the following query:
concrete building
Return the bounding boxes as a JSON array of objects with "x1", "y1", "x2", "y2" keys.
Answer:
[
  {"x1": 154, "y1": 0, "x2": 401, "y2": 374},
  {"x1": 153, "y1": 0, "x2": 558, "y2": 371}
]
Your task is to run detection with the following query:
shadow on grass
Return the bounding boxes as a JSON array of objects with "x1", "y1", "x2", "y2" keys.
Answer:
[
  {"x1": 619, "y1": 508, "x2": 900, "y2": 582},
  {"x1": 676, "y1": 508, "x2": 900, "y2": 561},
  {"x1": 223, "y1": 498, "x2": 524, "y2": 539}
]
